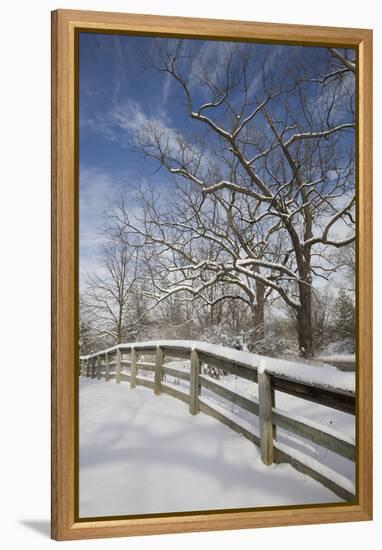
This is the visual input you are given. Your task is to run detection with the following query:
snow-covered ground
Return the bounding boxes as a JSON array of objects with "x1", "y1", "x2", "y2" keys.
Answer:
[
  {"x1": 79, "y1": 376, "x2": 349, "y2": 518},
  {"x1": 164, "y1": 361, "x2": 355, "y2": 486}
]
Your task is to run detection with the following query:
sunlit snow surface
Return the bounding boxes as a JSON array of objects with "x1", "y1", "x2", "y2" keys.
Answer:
[{"x1": 79, "y1": 377, "x2": 346, "y2": 517}]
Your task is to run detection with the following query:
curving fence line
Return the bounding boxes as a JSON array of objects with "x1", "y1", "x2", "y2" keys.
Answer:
[{"x1": 79, "y1": 340, "x2": 356, "y2": 502}]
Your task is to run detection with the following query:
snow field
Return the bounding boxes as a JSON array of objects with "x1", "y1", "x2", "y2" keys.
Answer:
[
  {"x1": 163, "y1": 362, "x2": 355, "y2": 486},
  {"x1": 79, "y1": 377, "x2": 345, "y2": 517}
]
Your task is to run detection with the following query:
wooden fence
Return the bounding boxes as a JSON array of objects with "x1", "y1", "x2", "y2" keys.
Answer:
[
  {"x1": 316, "y1": 355, "x2": 356, "y2": 372},
  {"x1": 79, "y1": 341, "x2": 356, "y2": 502}
]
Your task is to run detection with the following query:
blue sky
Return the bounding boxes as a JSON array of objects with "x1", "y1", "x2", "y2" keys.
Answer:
[
  {"x1": 79, "y1": 32, "x2": 355, "y2": 280},
  {"x1": 79, "y1": 32, "x2": 189, "y2": 277}
]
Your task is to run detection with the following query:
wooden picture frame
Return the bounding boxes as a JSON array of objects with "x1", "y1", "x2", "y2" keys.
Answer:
[{"x1": 51, "y1": 9, "x2": 373, "y2": 541}]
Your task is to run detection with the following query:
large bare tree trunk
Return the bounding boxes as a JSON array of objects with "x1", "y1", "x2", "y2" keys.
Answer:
[
  {"x1": 248, "y1": 281, "x2": 265, "y2": 352},
  {"x1": 254, "y1": 281, "x2": 265, "y2": 327},
  {"x1": 296, "y1": 284, "x2": 313, "y2": 358}
]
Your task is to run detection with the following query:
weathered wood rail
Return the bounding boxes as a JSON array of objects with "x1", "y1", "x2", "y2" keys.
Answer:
[
  {"x1": 80, "y1": 340, "x2": 356, "y2": 502},
  {"x1": 316, "y1": 355, "x2": 356, "y2": 372}
]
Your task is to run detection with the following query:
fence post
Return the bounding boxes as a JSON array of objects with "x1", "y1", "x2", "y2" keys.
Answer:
[
  {"x1": 86, "y1": 358, "x2": 90, "y2": 377},
  {"x1": 189, "y1": 349, "x2": 200, "y2": 415},
  {"x1": 91, "y1": 357, "x2": 97, "y2": 378},
  {"x1": 130, "y1": 348, "x2": 137, "y2": 389},
  {"x1": 271, "y1": 386, "x2": 277, "y2": 440},
  {"x1": 258, "y1": 370, "x2": 274, "y2": 465},
  {"x1": 96, "y1": 355, "x2": 102, "y2": 380},
  {"x1": 105, "y1": 352, "x2": 110, "y2": 381},
  {"x1": 154, "y1": 346, "x2": 163, "y2": 395},
  {"x1": 116, "y1": 348, "x2": 122, "y2": 384}
]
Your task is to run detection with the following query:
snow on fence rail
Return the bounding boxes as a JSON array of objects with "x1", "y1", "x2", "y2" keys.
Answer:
[
  {"x1": 79, "y1": 340, "x2": 356, "y2": 502},
  {"x1": 316, "y1": 355, "x2": 356, "y2": 372}
]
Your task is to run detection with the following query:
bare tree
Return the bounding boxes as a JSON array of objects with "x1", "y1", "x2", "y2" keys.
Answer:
[
  {"x1": 81, "y1": 241, "x2": 141, "y2": 348},
  {"x1": 109, "y1": 42, "x2": 355, "y2": 357},
  {"x1": 107, "y1": 183, "x2": 271, "y2": 347},
  {"x1": 331, "y1": 242, "x2": 355, "y2": 292}
]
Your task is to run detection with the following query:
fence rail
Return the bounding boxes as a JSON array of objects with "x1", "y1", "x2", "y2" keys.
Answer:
[{"x1": 80, "y1": 341, "x2": 356, "y2": 502}]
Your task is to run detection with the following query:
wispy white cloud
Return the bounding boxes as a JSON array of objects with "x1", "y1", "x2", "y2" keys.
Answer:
[
  {"x1": 111, "y1": 100, "x2": 186, "y2": 156},
  {"x1": 82, "y1": 98, "x2": 175, "y2": 149},
  {"x1": 162, "y1": 72, "x2": 173, "y2": 107},
  {"x1": 188, "y1": 40, "x2": 237, "y2": 96},
  {"x1": 82, "y1": 98, "x2": 204, "y2": 170},
  {"x1": 80, "y1": 166, "x2": 116, "y2": 251},
  {"x1": 247, "y1": 45, "x2": 286, "y2": 99},
  {"x1": 79, "y1": 166, "x2": 137, "y2": 283}
]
